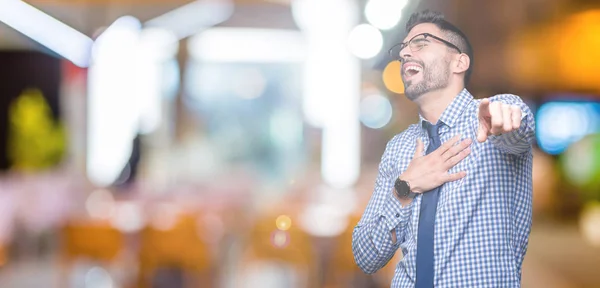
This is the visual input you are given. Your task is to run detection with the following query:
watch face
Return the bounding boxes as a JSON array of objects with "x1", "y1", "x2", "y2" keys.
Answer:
[{"x1": 395, "y1": 178, "x2": 410, "y2": 197}]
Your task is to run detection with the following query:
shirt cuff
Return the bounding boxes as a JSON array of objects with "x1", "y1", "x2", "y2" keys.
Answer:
[{"x1": 379, "y1": 192, "x2": 413, "y2": 234}]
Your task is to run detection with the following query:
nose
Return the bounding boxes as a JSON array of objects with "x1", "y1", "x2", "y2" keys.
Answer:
[
  {"x1": 398, "y1": 45, "x2": 412, "y2": 62},
  {"x1": 400, "y1": 46, "x2": 412, "y2": 62}
]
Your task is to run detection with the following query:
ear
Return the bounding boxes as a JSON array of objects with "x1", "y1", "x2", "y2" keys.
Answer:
[{"x1": 453, "y1": 53, "x2": 470, "y2": 74}]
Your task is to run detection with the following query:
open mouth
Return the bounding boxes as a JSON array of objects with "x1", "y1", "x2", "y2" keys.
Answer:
[{"x1": 403, "y1": 64, "x2": 422, "y2": 79}]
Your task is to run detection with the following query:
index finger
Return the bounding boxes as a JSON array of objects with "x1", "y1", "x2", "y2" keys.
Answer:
[
  {"x1": 413, "y1": 138, "x2": 424, "y2": 159},
  {"x1": 435, "y1": 134, "x2": 462, "y2": 155},
  {"x1": 478, "y1": 98, "x2": 491, "y2": 118}
]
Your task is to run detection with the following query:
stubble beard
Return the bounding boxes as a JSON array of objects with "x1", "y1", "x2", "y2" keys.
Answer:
[{"x1": 403, "y1": 58, "x2": 451, "y2": 101}]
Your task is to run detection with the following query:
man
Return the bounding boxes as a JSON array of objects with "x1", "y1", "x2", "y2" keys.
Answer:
[{"x1": 352, "y1": 10, "x2": 535, "y2": 288}]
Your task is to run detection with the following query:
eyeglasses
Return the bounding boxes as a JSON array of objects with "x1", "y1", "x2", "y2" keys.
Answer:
[{"x1": 388, "y1": 33, "x2": 462, "y2": 62}]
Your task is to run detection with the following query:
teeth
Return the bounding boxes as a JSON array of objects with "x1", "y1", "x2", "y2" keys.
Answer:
[{"x1": 405, "y1": 66, "x2": 422, "y2": 73}]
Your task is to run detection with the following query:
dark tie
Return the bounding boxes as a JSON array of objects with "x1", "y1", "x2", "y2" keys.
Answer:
[{"x1": 415, "y1": 121, "x2": 443, "y2": 288}]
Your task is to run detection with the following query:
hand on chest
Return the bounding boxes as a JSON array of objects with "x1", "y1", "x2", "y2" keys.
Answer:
[{"x1": 395, "y1": 120, "x2": 482, "y2": 192}]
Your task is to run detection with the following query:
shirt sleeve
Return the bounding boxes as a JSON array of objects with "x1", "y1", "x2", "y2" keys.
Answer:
[
  {"x1": 352, "y1": 135, "x2": 414, "y2": 274},
  {"x1": 485, "y1": 94, "x2": 536, "y2": 155}
]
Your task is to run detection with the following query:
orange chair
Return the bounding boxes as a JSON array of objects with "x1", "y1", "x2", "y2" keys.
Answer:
[
  {"x1": 59, "y1": 220, "x2": 125, "y2": 287},
  {"x1": 137, "y1": 213, "x2": 213, "y2": 288},
  {"x1": 61, "y1": 221, "x2": 124, "y2": 261},
  {"x1": 323, "y1": 214, "x2": 363, "y2": 288},
  {"x1": 237, "y1": 211, "x2": 318, "y2": 288}
]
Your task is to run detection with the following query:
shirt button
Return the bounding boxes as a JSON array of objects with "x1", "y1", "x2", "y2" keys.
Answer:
[{"x1": 395, "y1": 213, "x2": 400, "y2": 218}]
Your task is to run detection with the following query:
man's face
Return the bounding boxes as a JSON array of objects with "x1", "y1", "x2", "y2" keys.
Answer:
[{"x1": 400, "y1": 23, "x2": 453, "y2": 101}]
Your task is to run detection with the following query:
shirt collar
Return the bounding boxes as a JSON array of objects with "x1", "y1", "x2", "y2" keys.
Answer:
[{"x1": 418, "y1": 88, "x2": 474, "y2": 129}]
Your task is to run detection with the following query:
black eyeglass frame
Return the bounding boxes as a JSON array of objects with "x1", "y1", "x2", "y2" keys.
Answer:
[{"x1": 388, "y1": 33, "x2": 462, "y2": 62}]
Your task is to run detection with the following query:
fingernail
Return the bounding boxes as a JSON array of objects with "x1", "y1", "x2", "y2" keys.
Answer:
[{"x1": 465, "y1": 138, "x2": 472, "y2": 144}]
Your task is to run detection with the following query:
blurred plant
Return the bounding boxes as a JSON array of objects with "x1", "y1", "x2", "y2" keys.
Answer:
[
  {"x1": 560, "y1": 133, "x2": 600, "y2": 202},
  {"x1": 7, "y1": 88, "x2": 66, "y2": 171}
]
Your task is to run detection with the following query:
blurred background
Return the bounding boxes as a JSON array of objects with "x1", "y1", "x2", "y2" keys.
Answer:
[{"x1": 0, "y1": 0, "x2": 599, "y2": 287}]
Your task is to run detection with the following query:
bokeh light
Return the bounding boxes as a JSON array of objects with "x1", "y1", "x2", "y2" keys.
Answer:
[
  {"x1": 360, "y1": 94, "x2": 393, "y2": 129},
  {"x1": 149, "y1": 202, "x2": 180, "y2": 231},
  {"x1": 347, "y1": 24, "x2": 383, "y2": 59},
  {"x1": 364, "y1": 0, "x2": 408, "y2": 30},
  {"x1": 85, "y1": 266, "x2": 114, "y2": 288},
  {"x1": 298, "y1": 202, "x2": 349, "y2": 237},
  {"x1": 536, "y1": 101, "x2": 600, "y2": 155},
  {"x1": 561, "y1": 134, "x2": 600, "y2": 195},
  {"x1": 85, "y1": 189, "x2": 116, "y2": 220},
  {"x1": 275, "y1": 215, "x2": 292, "y2": 231},
  {"x1": 557, "y1": 10, "x2": 600, "y2": 91},
  {"x1": 580, "y1": 202, "x2": 600, "y2": 247},
  {"x1": 270, "y1": 230, "x2": 290, "y2": 248},
  {"x1": 109, "y1": 202, "x2": 144, "y2": 233},
  {"x1": 382, "y1": 61, "x2": 404, "y2": 94}
]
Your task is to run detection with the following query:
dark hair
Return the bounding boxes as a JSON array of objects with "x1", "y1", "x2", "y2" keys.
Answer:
[{"x1": 405, "y1": 10, "x2": 474, "y2": 86}]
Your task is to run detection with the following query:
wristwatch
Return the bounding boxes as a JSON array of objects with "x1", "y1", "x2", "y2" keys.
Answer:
[{"x1": 394, "y1": 177, "x2": 417, "y2": 199}]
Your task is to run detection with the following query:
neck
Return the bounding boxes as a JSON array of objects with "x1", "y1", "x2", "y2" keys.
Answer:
[{"x1": 414, "y1": 82, "x2": 464, "y2": 124}]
